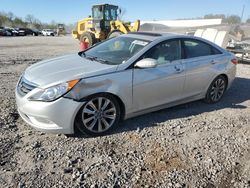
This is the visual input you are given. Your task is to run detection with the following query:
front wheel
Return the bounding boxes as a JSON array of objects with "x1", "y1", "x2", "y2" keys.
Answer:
[
  {"x1": 204, "y1": 75, "x2": 227, "y2": 104},
  {"x1": 75, "y1": 94, "x2": 121, "y2": 136},
  {"x1": 80, "y1": 32, "x2": 96, "y2": 47}
]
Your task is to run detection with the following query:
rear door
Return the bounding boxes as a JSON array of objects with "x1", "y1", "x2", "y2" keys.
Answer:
[
  {"x1": 181, "y1": 39, "x2": 223, "y2": 98},
  {"x1": 132, "y1": 39, "x2": 186, "y2": 111}
]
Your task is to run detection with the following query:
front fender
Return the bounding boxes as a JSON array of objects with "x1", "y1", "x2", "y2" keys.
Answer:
[{"x1": 64, "y1": 70, "x2": 133, "y2": 114}]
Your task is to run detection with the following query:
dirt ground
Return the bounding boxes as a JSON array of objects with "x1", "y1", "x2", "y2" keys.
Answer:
[{"x1": 0, "y1": 36, "x2": 250, "y2": 188}]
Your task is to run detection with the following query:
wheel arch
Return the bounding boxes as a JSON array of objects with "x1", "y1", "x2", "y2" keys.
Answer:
[
  {"x1": 74, "y1": 92, "x2": 126, "y2": 125},
  {"x1": 100, "y1": 92, "x2": 126, "y2": 121},
  {"x1": 204, "y1": 73, "x2": 229, "y2": 104},
  {"x1": 220, "y1": 73, "x2": 229, "y2": 88},
  {"x1": 206, "y1": 73, "x2": 229, "y2": 92}
]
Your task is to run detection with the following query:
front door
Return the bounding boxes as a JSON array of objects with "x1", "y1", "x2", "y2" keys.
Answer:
[{"x1": 132, "y1": 39, "x2": 186, "y2": 112}]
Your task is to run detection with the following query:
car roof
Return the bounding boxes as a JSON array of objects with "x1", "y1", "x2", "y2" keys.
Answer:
[{"x1": 124, "y1": 31, "x2": 224, "y2": 50}]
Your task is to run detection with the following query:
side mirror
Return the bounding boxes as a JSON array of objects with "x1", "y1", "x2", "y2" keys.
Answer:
[{"x1": 135, "y1": 58, "x2": 157, "y2": 69}]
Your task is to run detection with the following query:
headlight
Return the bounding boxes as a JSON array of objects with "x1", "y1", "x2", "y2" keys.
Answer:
[{"x1": 28, "y1": 79, "x2": 79, "y2": 102}]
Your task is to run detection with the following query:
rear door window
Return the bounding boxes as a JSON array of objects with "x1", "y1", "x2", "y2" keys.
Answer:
[{"x1": 183, "y1": 39, "x2": 222, "y2": 59}]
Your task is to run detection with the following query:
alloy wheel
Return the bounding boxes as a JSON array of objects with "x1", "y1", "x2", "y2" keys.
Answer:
[
  {"x1": 210, "y1": 78, "x2": 226, "y2": 102},
  {"x1": 81, "y1": 97, "x2": 117, "y2": 133}
]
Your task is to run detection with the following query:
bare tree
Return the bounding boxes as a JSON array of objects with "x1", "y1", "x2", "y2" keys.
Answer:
[
  {"x1": 204, "y1": 14, "x2": 226, "y2": 20},
  {"x1": 25, "y1": 14, "x2": 36, "y2": 24},
  {"x1": 7, "y1": 12, "x2": 14, "y2": 21},
  {"x1": 225, "y1": 15, "x2": 241, "y2": 24}
]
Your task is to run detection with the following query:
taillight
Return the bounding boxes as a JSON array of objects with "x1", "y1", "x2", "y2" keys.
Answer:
[{"x1": 231, "y1": 58, "x2": 238, "y2": 65}]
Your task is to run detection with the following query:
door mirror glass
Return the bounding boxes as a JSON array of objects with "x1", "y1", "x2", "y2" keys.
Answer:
[{"x1": 135, "y1": 58, "x2": 157, "y2": 69}]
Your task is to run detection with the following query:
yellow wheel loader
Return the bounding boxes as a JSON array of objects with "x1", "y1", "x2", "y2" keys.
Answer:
[{"x1": 72, "y1": 4, "x2": 140, "y2": 47}]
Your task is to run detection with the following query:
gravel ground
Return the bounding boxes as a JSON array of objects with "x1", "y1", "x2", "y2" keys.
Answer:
[{"x1": 0, "y1": 36, "x2": 250, "y2": 188}]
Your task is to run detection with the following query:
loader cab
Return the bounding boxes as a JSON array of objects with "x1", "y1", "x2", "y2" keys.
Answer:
[{"x1": 92, "y1": 4, "x2": 118, "y2": 32}]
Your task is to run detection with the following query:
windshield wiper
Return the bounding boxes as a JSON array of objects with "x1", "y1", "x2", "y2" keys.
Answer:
[
  {"x1": 94, "y1": 57, "x2": 112, "y2": 64},
  {"x1": 80, "y1": 53, "x2": 96, "y2": 61},
  {"x1": 79, "y1": 51, "x2": 86, "y2": 57},
  {"x1": 88, "y1": 56, "x2": 113, "y2": 64},
  {"x1": 80, "y1": 53, "x2": 113, "y2": 64}
]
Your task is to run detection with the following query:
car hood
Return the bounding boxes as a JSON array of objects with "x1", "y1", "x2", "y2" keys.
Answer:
[{"x1": 24, "y1": 53, "x2": 118, "y2": 88}]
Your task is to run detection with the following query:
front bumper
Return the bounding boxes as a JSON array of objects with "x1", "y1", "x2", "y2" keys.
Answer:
[{"x1": 16, "y1": 90, "x2": 84, "y2": 134}]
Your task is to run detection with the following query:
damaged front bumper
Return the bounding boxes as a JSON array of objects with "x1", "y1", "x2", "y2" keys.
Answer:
[{"x1": 16, "y1": 89, "x2": 84, "y2": 134}]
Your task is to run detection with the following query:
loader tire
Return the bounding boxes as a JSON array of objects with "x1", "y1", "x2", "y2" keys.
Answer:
[
  {"x1": 108, "y1": 30, "x2": 123, "y2": 39},
  {"x1": 80, "y1": 32, "x2": 96, "y2": 47}
]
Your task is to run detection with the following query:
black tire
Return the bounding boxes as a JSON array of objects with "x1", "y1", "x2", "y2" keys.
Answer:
[
  {"x1": 75, "y1": 94, "x2": 121, "y2": 137},
  {"x1": 108, "y1": 30, "x2": 123, "y2": 39},
  {"x1": 80, "y1": 32, "x2": 96, "y2": 47},
  {"x1": 204, "y1": 75, "x2": 227, "y2": 104}
]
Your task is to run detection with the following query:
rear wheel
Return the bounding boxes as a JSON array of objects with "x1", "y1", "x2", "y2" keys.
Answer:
[
  {"x1": 204, "y1": 75, "x2": 227, "y2": 104},
  {"x1": 108, "y1": 30, "x2": 123, "y2": 39},
  {"x1": 75, "y1": 94, "x2": 121, "y2": 136},
  {"x1": 80, "y1": 32, "x2": 96, "y2": 47}
]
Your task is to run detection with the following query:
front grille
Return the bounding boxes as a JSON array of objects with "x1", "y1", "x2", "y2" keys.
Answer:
[{"x1": 17, "y1": 77, "x2": 37, "y2": 96}]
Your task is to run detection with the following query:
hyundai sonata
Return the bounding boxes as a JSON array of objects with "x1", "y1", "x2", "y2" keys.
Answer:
[{"x1": 16, "y1": 32, "x2": 237, "y2": 136}]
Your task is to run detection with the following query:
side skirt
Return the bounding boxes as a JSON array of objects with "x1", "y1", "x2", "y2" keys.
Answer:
[{"x1": 124, "y1": 94, "x2": 204, "y2": 120}]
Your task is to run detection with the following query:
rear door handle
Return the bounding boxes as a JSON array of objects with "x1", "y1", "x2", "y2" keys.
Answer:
[
  {"x1": 211, "y1": 60, "x2": 216, "y2": 64},
  {"x1": 174, "y1": 65, "x2": 183, "y2": 73}
]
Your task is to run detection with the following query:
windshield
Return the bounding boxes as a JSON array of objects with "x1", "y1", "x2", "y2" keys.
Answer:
[
  {"x1": 93, "y1": 7, "x2": 103, "y2": 20},
  {"x1": 82, "y1": 36, "x2": 150, "y2": 65},
  {"x1": 110, "y1": 8, "x2": 117, "y2": 20}
]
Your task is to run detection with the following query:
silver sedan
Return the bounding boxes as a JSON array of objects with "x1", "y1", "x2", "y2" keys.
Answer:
[{"x1": 15, "y1": 32, "x2": 237, "y2": 136}]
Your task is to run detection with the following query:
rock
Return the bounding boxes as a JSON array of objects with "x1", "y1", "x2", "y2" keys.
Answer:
[
  {"x1": 136, "y1": 127, "x2": 140, "y2": 133},
  {"x1": 90, "y1": 184, "x2": 98, "y2": 188},
  {"x1": 31, "y1": 141, "x2": 41, "y2": 149},
  {"x1": 18, "y1": 182, "x2": 25, "y2": 188},
  {"x1": 84, "y1": 173, "x2": 91, "y2": 179},
  {"x1": 63, "y1": 167, "x2": 73, "y2": 174}
]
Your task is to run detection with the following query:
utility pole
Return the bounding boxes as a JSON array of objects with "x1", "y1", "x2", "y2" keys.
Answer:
[{"x1": 241, "y1": 4, "x2": 245, "y2": 23}]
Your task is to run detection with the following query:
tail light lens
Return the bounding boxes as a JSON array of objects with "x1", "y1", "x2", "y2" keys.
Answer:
[{"x1": 231, "y1": 58, "x2": 238, "y2": 65}]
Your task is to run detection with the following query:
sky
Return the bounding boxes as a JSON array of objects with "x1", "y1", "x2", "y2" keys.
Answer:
[{"x1": 1, "y1": 0, "x2": 250, "y2": 24}]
